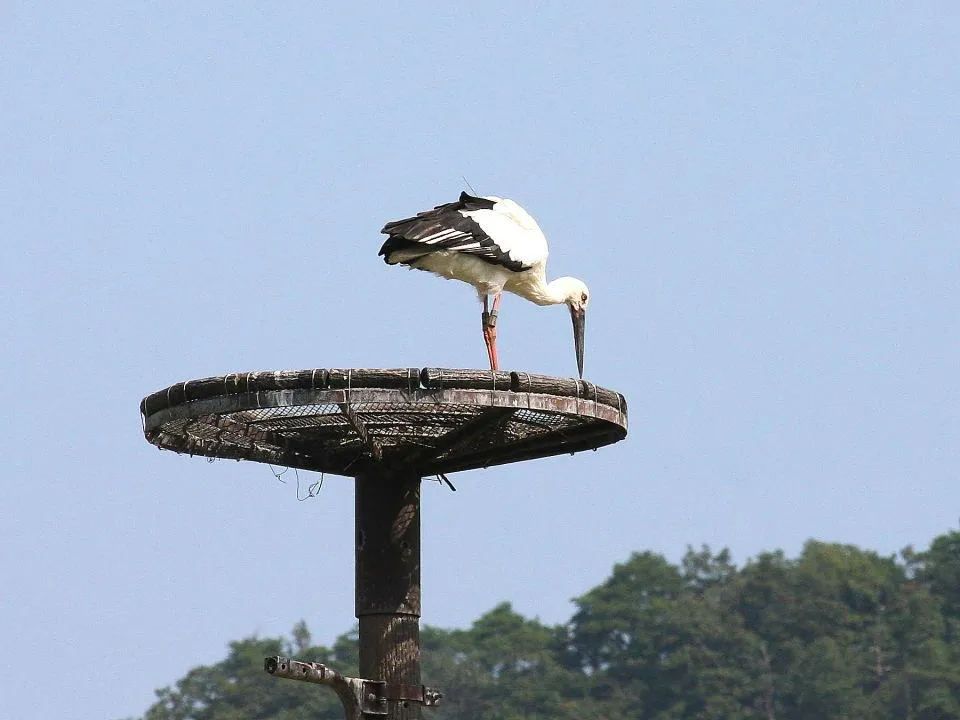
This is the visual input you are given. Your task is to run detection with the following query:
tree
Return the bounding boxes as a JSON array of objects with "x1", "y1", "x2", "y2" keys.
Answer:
[
  {"x1": 423, "y1": 603, "x2": 592, "y2": 720},
  {"x1": 781, "y1": 636, "x2": 870, "y2": 719},
  {"x1": 141, "y1": 630, "x2": 350, "y2": 720},
  {"x1": 133, "y1": 530, "x2": 960, "y2": 720},
  {"x1": 565, "y1": 548, "x2": 768, "y2": 719}
]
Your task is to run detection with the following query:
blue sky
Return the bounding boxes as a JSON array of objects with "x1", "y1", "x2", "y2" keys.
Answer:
[{"x1": 2, "y1": 4, "x2": 958, "y2": 718}]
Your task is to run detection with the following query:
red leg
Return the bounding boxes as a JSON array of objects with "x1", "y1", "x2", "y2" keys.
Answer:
[
  {"x1": 489, "y1": 294, "x2": 501, "y2": 370},
  {"x1": 481, "y1": 294, "x2": 501, "y2": 371}
]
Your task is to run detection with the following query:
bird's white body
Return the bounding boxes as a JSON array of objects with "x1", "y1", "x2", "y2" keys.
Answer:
[
  {"x1": 383, "y1": 195, "x2": 559, "y2": 300},
  {"x1": 379, "y1": 192, "x2": 590, "y2": 375}
]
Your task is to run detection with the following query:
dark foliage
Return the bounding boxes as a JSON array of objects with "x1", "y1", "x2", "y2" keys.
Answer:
[{"x1": 131, "y1": 531, "x2": 960, "y2": 720}]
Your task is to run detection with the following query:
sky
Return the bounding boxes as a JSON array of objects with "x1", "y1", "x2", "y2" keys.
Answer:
[{"x1": 2, "y1": 3, "x2": 958, "y2": 718}]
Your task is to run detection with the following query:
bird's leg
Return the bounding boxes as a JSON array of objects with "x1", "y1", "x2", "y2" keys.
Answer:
[{"x1": 481, "y1": 294, "x2": 501, "y2": 371}]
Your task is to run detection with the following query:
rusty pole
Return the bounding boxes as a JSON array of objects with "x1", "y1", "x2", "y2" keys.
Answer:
[{"x1": 355, "y1": 469, "x2": 422, "y2": 720}]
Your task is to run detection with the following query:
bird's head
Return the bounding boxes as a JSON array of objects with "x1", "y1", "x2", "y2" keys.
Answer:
[{"x1": 555, "y1": 277, "x2": 590, "y2": 379}]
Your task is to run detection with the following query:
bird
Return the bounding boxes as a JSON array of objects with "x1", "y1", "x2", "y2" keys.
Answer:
[{"x1": 379, "y1": 191, "x2": 590, "y2": 377}]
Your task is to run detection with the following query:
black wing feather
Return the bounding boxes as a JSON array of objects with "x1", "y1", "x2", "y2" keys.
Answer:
[{"x1": 379, "y1": 192, "x2": 529, "y2": 272}]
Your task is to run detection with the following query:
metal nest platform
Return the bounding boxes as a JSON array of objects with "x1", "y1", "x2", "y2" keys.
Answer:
[{"x1": 140, "y1": 368, "x2": 628, "y2": 477}]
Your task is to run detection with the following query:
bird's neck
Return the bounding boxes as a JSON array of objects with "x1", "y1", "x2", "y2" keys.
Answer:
[{"x1": 514, "y1": 275, "x2": 575, "y2": 307}]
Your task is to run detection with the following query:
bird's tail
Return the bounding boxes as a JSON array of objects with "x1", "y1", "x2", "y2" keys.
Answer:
[{"x1": 378, "y1": 236, "x2": 432, "y2": 265}]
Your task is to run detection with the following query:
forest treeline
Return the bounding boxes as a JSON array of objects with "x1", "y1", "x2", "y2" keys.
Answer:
[{"x1": 132, "y1": 531, "x2": 960, "y2": 720}]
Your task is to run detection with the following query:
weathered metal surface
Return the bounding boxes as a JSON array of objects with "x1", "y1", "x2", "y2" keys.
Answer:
[
  {"x1": 141, "y1": 368, "x2": 627, "y2": 478},
  {"x1": 339, "y1": 403, "x2": 384, "y2": 462},
  {"x1": 264, "y1": 656, "x2": 441, "y2": 719},
  {"x1": 354, "y1": 470, "x2": 423, "y2": 719},
  {"x1": 510, "y1": 371, "x2": 626, "y2": 411},
  {"x1": 265, "y1": 656, "x2": 359, "y2": 717},
  {"x1": 329, "y1": 368, "x2": 422, "y2": 390},
  {"x1": 356, "y1": 472, "x2": 421, "y2": 617},
  {"x1": 140, "y1": 369, "x2": 331, "y2": 416},
  {"x1": 357, "y1": 615, "x2": 423, "y2": 719},
  {"x1": 419, "y1": 367, "x2": 512, "y2": 390}
]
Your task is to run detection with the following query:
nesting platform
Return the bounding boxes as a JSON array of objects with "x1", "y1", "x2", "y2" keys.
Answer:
[{"x1": 140, "y1": 368, "x2": 628, "y2": 477}]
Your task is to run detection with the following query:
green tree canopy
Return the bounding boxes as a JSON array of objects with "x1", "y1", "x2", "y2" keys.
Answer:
[{"x1": 132, "y1": 530, "x2": 960, "y2": 720}]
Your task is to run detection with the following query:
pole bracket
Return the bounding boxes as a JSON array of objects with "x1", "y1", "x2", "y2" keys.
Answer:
[{"x1": 265, "y1": 656, "x2": 442, "y2": 719}]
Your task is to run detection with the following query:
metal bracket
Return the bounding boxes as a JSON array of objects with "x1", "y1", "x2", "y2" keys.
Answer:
[
  {"x1": 265, "y1": 656, "x2": 442, "y2": 719},
  {"x1": 361, "y1": 679, "x2": 443, "y2": 714}
]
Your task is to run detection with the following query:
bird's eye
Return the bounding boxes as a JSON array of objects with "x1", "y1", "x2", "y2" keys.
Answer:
[{"x1": 581, "y1": 292, "x2": 588, "y2": 303}]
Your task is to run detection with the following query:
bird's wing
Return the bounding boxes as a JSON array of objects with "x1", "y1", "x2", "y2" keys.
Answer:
[{"x1": 379, "y1": 192, "x2": 543, "y2": 272}]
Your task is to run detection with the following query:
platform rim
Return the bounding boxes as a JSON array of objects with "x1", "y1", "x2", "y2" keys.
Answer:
[{"x1": 141, "y1": 368, "x2": 628, "y2": 477}]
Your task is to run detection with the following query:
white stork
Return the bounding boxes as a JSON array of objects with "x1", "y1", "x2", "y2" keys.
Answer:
[{"x1": 379, "y1": 192, "x2": 590, "y2": 377}]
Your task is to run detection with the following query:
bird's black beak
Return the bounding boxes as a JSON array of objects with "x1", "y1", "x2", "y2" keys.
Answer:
[{"x1": 570, "y1": 305, "x2": 586, "y2": 379}]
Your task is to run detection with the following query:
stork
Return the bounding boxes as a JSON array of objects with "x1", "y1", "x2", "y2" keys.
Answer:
[{"x1": 379, "y1": 192, "x2": 590, "y2": 377}]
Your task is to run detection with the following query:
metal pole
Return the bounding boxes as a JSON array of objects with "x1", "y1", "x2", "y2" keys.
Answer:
[{"x1": 355, "y1": 469, "x2": 422, "y2": 720}]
